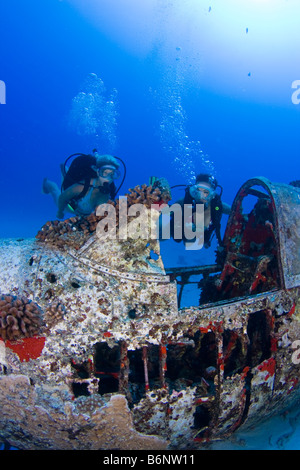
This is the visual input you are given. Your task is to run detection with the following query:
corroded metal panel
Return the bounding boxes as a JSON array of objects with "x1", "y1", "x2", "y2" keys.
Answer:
[
  {"x1": 213, "y1": 371, "x2": 249, "y2": 438},
  {"x1": 246, "y1": 358, "x2": 276, "y2": 422},
  {"x1": 0, "y1": 374, "x2": 167, "y2": 450},
  {"x1": 269, "y1": 181, "x2": 300, "y2": 288}
]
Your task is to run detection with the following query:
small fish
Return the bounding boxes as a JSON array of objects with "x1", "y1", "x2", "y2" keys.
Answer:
[
  {"x1": 246, "y1": 27, "x2": 248, "y2": 33},
  {"x1": 208, "y1": 6, "x2": 212, "y2": 12}
]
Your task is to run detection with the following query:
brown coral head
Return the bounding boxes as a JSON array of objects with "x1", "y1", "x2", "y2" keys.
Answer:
[
  {"x1": 0, "y1": 294, "x2": 42, "y2": 341},
  {"x1": 43, "y1": 301, "x2": 66, "y2": 330}
]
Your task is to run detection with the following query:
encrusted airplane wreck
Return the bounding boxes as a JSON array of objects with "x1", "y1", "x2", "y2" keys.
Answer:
[{"x1": 0, "y1": 177, "x2": 299, "y2": 450}]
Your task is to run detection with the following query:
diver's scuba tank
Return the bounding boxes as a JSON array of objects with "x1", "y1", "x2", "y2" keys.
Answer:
[{"x1": 61, "y1": 149, "x2": 127, "y2": 198}]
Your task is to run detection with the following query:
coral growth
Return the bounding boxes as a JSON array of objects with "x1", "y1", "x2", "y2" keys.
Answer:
[
  {"x1": 36, "y1": 184, "x2": 167, "y2": 250},
  {"x1": 35, "y1": 214, "x2": 100, "y2": 250},
  {"x1": 0, "y1": 295, "x2": 42, "y2": 341},
  {"x1": 151, "y1": 177, "x2": 172, "y2": 204},
  {"x1": 75, "y1": 394, "x2": 106, "y2": 414},
  {"x1": 124, "y1": 184, "x2": 166, "y2": 209},
  {"x1": 43, "y1": 301, "x2": 66, "y2": 330},
  {"x1": 113, "y1": 184, "x2": 164, "y2": 230}
]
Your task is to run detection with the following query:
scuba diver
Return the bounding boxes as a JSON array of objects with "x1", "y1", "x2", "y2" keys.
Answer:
[
  {"x1": 166, "y1": 173, "x2": 231, "y2": 249},
  {"x1": 42, "y1": 150, "x2": 125, "y2": 219}
]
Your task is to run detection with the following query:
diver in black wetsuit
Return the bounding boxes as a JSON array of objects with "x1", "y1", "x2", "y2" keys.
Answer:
[
  {"x1": 43, "y1": 151, "x2": 125, "y2": 219},
  {"x1": 169, "y1": 173, "x2": 231, "y2": 249}
]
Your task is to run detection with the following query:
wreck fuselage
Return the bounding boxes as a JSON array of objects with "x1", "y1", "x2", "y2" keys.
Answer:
[{"x1": 0, "y1": 177, "x2": 299, "y2": 450}]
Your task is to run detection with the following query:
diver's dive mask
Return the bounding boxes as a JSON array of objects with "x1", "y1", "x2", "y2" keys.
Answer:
[
  {"x1": 189, "y1": 183, "x2": 215, "y2": 205},
  {"x1": 97, "y1": 165, "x2": 121, "y2": 182}
]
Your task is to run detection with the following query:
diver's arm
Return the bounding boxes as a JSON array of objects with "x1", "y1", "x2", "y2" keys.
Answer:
[
  {"x1": 222, "y1": 202, "x2": 231, "y2": 215},
  {"x1": 57, "y1": 184, "x2": 83, "y2": 219}
]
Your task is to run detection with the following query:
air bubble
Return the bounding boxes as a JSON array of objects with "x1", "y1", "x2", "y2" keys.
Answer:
[
  {"x1": 68, "y1": 73, "x2": 118, "y2": 153},
  {"x1": 156, "y1": 82, "x2": 215, "y2": 183}
]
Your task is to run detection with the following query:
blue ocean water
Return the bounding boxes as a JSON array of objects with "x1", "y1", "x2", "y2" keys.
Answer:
[{"x1": 0, "y1": 0, "x2": 299, "y2": 450}]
